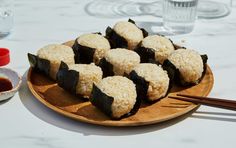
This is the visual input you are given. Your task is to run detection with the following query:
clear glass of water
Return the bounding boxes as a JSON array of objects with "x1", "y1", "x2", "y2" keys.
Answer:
[
  {"x1": 0, "y1": 0, "x2": 14, "y2": 37},
  {"x1": 162, "y1": 0, "x2": 198, "y2": 34},
  {"x1": 197, "y1": 0, "x2": 232, "y2": 19}
]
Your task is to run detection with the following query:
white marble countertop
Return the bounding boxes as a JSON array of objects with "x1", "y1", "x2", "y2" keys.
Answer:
[{"x1": 1, "y1": 0, "x2": 236, "y2": 147}]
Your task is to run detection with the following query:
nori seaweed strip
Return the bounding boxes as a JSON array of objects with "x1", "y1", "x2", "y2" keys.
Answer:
[
  {"x1": 129, "y1": 70, "x2": 148, "y2": 102},
  {"x1": 92, "y1": 32, "x2": 102, "y2": 35},
  {"x1": 201, "y1": 54, "x2": 208, "y2": 64},
  {"x1": 134, "y1": 46, "x2": 155, "y2": 63},
  {"x1": 56, "y1": 62, "x2": 79, "y2": 95},
  {"x1": 128, "y1": 18, "x2": 149, "y2": 38},
  {"x1": 129, "y1": 70, "x2": 169, "y2": 103},
  {"x1": 98, "y1": 58, "x2": 114, "y2": 77},
  {"x1": 162, "y1": 60, "x2": 179, "y2": 85},
  {"x1": 141, "y1": 28, "x2": 149, "y2": 38},
  {"x1": 123, "y1": 72, "x2": 130, "y2": 78},
  {"x1": 162, "y1": 55, "x2": 208, "y2": 86},
  {"x1": 198, "y1": 54, "x2": 208, "y2": 83},
  {"x1": 90, "y1": 84, "x2": 141, "y2": 119},
  {"x1": 72, "y1": 39, "x2": 96, "y2": 64},
  {"x1": 106, "y1": 19, "x2": 148, "y2": 49},
  {"x1": 162, "y1": 59, "x2": 193, "y2": 86},
  {"x1": 105, "y1": 26, "x2": 128, "y2": 49},
  {"x1": 27, "y1": 53, "x2": 50, "y2": 76},
  {"x1": 169, "y1": 39, "x2": 181, "y2": 50},
  {"x1": 184, "y1": 54, "x2": 208, "y2": 85},
  {"x1": 37, "y1": 58, "x2": 50, "y2": 76},
  {"x1": 148, "y1": 61, "x2": 172, "y2": 98},
  {"x1": 129, "y1": 70, "x2": 151, "y2": 103},
  {"x1": 134, "y1": 34, "x2": 177, "y2": 63},
  {"x1": 173, "y1": 44, "x2": 186, "y2": 50},
  {"x1": 168, "y1": 37, "x2": 186, "y2": 50},
  {"x1": 28, "y1": 53, "x2": 37, "y2": 68},
  {"x1": 90, "y1": 84, "x2": 114, "y2": 118},
  {"x1": 147, "y1": 58, "x2": 161, "y2": 65},
  {"x1": 128, "y1": 18, "x2": 135, "y2": 24}
]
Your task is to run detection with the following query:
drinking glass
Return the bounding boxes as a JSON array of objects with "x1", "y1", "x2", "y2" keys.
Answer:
[
  {"x1": 0, "y1": 0, "x2": 13, "y2": 37},
  {"x1": 197, "y1": 0, "x2": 232, "y2": 19},
  {"x1": 162, "y1": 0, "x2": 199, "y2": 34}
]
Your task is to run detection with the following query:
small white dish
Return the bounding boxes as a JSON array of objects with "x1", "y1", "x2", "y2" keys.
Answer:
[{"x1": 0, "y1": 68, "x2": 22, "y2": 101}]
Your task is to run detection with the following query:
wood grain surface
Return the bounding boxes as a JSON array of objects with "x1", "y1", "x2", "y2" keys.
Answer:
[{"x1": 26, "y1": 41, "x2": 214, "y2": 126}]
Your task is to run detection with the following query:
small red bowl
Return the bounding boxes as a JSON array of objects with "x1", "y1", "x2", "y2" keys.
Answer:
[{"x1": 0, "y1": 48, "x2": 10, "y2": 66}]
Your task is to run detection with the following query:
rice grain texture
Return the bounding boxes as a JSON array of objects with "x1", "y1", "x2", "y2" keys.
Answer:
[
  {"x1": 69, "y1": 63, "x2": 103, "y2": 98},
  {"x1": 133, "y1": 63, "x2": 169, "y2": 101},
  {"x1": 37, "y1": 44, "x2": 75, "y2": 80},
  {"x1": 97, "y1": 76, "x2": 136, "y2": 118},
  {"x1": 78, "y1": 33, "x2": 111, "y2": 64},
  {"x1": 168, "y1": 49, "x2": 203, "y2": 83},
  {"x1": 105, "y1": 48, "x2": 140, "y2": 75},
  {"x1": 113, "y1": 21, "x2": 143, "y2": 50},
  {"x1": 141, "y1": 35, "x2": 175, "y2": 64}
]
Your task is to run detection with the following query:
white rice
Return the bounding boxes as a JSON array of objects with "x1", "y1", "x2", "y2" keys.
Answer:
[
  {"x1": 77, "y1": 33, "x2": 111, "y2": 64},
  {"x1": 69, "y1": 63, "x2": 103, "y2": 98},
  {"x1": 37, "y1": 44, "x2": 75, "y2": 80},
  {"x1": 97, "y1": 76, "x2": 136, "y2": 118},
  {"x1": 105, "y1": 48, "x2": 140, "y2": 75},
  {"x1": 113, "y1": 21, "x2": 143, "y2": 50},
  {"x1": 141, "y1": 35, "x2": 175, "y2": 64},
  {"x1": 133, "y1": 63, "x2": 169, "y2": 101},
  {"x1": 168, "y1": 48, "x2": 203, "y2": 83}
]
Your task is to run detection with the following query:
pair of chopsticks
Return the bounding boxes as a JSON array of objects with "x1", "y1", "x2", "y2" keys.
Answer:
[{"x1": 169, "y1": 94, "x2": 236, "y2": 111}]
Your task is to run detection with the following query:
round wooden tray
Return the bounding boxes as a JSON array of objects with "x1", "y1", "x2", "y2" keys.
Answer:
[{"x1": 27, "y1": 41, "x2": 214, "y2": 126}]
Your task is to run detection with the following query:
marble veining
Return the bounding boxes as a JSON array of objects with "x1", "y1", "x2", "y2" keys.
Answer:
[{"x1": 1, "y1": 0, "x2": 236, "y2": 148}]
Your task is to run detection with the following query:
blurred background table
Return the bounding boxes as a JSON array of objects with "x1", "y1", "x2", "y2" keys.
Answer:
[{"x1": 1, "y1": 0, "x2": 236, "y2": 147}]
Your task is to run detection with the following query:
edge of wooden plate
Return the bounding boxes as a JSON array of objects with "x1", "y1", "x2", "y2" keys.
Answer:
[
  {"x1": 26, "y1": 40, "x2": 214, "y2": 126},
  {"x1": 27, "y1": 65, "x2": 214, "y2": 127}
]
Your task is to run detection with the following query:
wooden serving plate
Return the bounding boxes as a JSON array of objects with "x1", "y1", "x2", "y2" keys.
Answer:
[{"x1": 26, "y1": 41, "x2": 214, "y2": 126}]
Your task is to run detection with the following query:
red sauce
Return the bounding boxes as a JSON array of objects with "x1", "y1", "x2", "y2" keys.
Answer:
[{"x1": 0, "y1": 77, "x2": 13, "y2": 92}]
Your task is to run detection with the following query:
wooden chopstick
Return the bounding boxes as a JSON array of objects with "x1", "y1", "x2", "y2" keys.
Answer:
[
  {"x1": 177, "y1": 94, "x2": 236, "y2": 104},
  {"x1": 168, "y1": 94, "x2": 236, "y2": 111}
]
